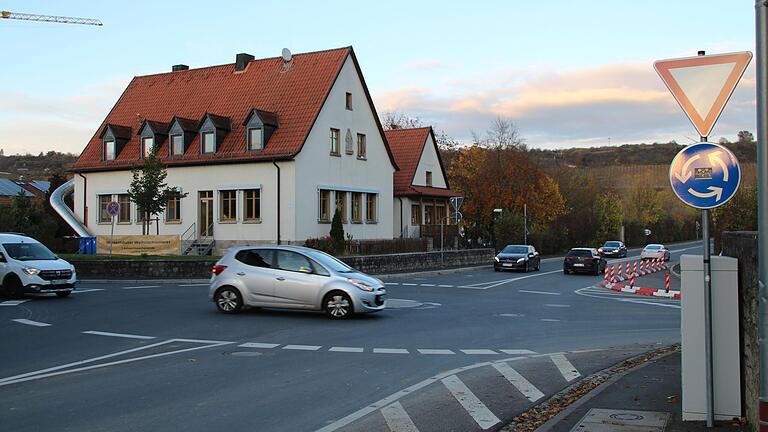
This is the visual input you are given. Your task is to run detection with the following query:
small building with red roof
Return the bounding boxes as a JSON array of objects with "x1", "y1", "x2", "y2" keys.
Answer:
[{"x1": 385, "y1": 127, "x2": 461, "y2": 239}]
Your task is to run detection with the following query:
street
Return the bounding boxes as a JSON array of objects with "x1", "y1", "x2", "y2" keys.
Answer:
[{"x1": 0, "y1": 242, "x2": 699, "y2": 432}]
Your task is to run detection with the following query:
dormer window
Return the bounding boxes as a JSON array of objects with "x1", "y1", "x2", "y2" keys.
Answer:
[
  {"x1": 142, "y1": 137, "x2": 154, "y2": 158},
  {"x1": 138, "y1": 120, "x2": 168, "y2": 160},
  {"x1": 198, "y1": 113, "x2": 231, "y2": 155},
  {"x1": 99, "y1": 123, "x2": 131, "y2": 161},
  {"x1": 105, "y1": 140, "x2": 116, "y2": 160},
  {"x1": 170, "y1": 134, "x2": 184, "y2": 156},
  {"x1": 202, "y1": 131, "x2": 216, "y2": 154},
  {"x1": 248, "y1": 128, "x2": 263, "y2": 151},
  {"x1": 168, "y1": 117, "x2": 197, "y2": 157}
]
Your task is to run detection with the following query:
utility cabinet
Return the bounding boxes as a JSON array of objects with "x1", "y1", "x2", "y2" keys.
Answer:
[{"x1": 681, "y1": 254, "x2": 741, "y2": 421}]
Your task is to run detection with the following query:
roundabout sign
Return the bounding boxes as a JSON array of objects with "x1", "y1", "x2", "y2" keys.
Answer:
[{"x1": 669, "y1": 142, "x2": 741, "y2": 209}]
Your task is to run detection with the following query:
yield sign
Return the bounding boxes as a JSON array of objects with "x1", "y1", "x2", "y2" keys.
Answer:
[{"x1": 654, "y1": 51, "x2": 752, "y2": 138}]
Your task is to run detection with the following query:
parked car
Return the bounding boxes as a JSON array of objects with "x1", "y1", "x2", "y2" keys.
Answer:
[
  {"x1": 563, "y1": 248, "x2": 606, "y2": 275},
  {"x1": 494, "y1": 244, "x2": 540, "y2": 272},
  {"x1": 641, "y1": 244, "x2": 670, "y2": 261},
  {"x1": 0, "y1": 233, "x2": 77, "y2": 298},
  {"x1": 209, "y1": 245, "x2": 386, "y2": 319},
  {"x1": 598, "y1": 240, "x2": 627, "y2": 258}
]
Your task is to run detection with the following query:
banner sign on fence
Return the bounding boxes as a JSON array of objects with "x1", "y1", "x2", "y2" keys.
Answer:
[{"x1": 96, "y1": 235, "x2": 180, "y2": 256}]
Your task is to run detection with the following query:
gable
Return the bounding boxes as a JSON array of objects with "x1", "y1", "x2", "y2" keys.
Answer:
[{"x1": 412, "y1": 132, "x2": 447, "y2": 188}]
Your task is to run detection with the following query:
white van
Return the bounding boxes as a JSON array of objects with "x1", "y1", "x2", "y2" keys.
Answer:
[{"x1": 0, "y1": 233, "x2": 77, "y2": 298}]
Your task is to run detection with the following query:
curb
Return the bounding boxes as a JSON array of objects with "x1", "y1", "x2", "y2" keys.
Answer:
[{"x1": 603, "y1": 283, "x2": 681, "y2": 299}]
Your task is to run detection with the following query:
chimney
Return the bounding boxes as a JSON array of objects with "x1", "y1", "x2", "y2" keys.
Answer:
[
  {"x1": 235, "y1": 53, "x2": 255, "y2": 71},
  {"x1": 172, "y1": 64, "x2": 189, "y2": 72}
]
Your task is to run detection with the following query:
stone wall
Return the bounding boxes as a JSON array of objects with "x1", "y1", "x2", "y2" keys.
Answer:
[
  {"x1": 721, "y1": 231, "x2": 759, "y2": 431},
  {"x1": 73, "y1": 248, "x2": 495, "y2": 279}
]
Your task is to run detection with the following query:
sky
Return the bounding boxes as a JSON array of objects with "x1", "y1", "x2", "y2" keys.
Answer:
[{"x1": 0, "y1": 0, "x2": 758, "y2": 155}]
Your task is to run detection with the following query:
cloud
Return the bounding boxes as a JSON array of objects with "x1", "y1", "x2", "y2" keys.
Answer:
[{"x1": 400, "y1": 59, "x2": 448, "y2": 71}]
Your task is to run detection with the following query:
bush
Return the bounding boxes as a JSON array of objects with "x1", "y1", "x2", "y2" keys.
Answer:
[
  {"x1": 329, "y1": 209, "x2": 345, "y2": 253},
  {"x1": 304, "y1": 236, "x2": 335, "y2": 254}
]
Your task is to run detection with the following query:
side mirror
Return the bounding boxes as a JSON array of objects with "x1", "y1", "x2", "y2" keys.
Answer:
[{"x1": 298, "y1": 266, "x2": 312, "y2": 274}]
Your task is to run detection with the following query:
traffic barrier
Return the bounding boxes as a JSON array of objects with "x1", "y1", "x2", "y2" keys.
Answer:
[
  {"x1": 630, "y1": 266, "x2": 636, "y2": 289},
  {"x1": 665, "y1": 270, "x2": 671, "y2": 293},
  {"x1": 609, "y1": 264, "x2": 616, "y2": 283},
  {"x1": 633, "y1": 260, "x2": 638, "y2": 277},
  {"x1": 604, "y1": 266, "x2": 610, "y2": 286}
]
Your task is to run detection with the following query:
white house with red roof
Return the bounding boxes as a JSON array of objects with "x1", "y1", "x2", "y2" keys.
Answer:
[
  {"x1": 71, "y1": 47, "x2": 398, "y2": 254},
  {"x1": 385, "y1": 127, "x2": 460, "y2": 239}
]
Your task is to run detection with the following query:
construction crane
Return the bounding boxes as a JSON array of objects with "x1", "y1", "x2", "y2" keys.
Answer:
[{"x1": 1, "y1": 10, "x2": 102, "y2": 26}]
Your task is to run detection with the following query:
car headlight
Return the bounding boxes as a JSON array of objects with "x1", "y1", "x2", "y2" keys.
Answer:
[
  {"x1": 516, "y1": 257, "x2": 526, "y2": 263},
  {"x1": 347, "y1": 278, "x2": 374, "y2": 292},
  {"x1": 23, "y1": 267, "x2": 41, "y2": 276},
  {"x1": 494, "y1": 256, "x2": 500, "y2": 262},
  {"x1": 598, "y1": 248, "x2": 603, "y2": 253}
]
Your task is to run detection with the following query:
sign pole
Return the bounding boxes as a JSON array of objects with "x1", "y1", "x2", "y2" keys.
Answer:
[
  {"x1": 523, "y1": 203, "x2": 527, "y2": 245},
  {"x1": 109, "y1": 215, "x2": 115, "y2": 258},
  {"x1": 699, "y1": 141, "x2": 715, "y2": 427},
  {"x1": 754, "y1": 1, "x2": 768, "y2": 430}
]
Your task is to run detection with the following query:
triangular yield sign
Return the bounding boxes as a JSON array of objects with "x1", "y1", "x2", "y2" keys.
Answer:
[{"x1": 654, "y1": 51, "x2": 752, "y2": 138}]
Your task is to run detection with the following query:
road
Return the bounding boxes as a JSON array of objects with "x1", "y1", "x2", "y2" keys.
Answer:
[{"x1": 0, "y1": 242, "x2": 701, "y2": 431}]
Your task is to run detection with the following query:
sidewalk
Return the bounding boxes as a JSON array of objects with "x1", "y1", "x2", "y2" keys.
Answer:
[{"x1": 535, "y1": 350, "x2": 748, "y2": 432}]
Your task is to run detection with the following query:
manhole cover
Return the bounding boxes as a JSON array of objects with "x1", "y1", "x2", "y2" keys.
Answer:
[
  {"x1": 571, "y1": 408, "x2": 670, "y2": 431},
  {"x1": 609, "y1": 413, "x2": 643, "y2": 421},
  {"x1": 385, "y1": 299, "x2": 423, "y2": 309},
  {"x1": 228, "y1": 351, "x2": 263, "y2": 357}
]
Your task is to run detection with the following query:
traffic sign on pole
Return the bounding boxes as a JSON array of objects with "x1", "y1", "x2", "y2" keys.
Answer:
[
  {"x1": 106, "y1": 201, "x2": 120, "y2": 218},
  {"x1": 669, "y1": 142, "x2": 741, "y2": 209},
  {"x1": 654, "y1": 51, "x2": 752, "y2": 138}
]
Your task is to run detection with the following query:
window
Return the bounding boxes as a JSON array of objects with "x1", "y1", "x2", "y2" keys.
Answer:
[
  {"x1": 357, "y1": 134, "x2": 366, "y2": 159},
  {"x1": 335, "y1": 191, "x2": 347, "y2": 223},
  {"x1": 235, "y1": 249, "x2": 274, "y2": 268},
  {"x1": 351, "y1": 192, "x2": 362, "y2": 223},
  {"x1": 202, "y1": 131, "x2": 216, "y2": 154},
  {"x1": 98, "y1": 195, "x2": 111, "y2": 223},
  {"x1": 276, "y1": 250, "x2": 312, "y2": 273},
  {"x1": 166, "y1": 192, "x2": 181, "y2": 223},
  {"x1": 142, "y1": 137, "x2": 154, "y2": 158},
  {"x1": 411, "y1": 204, "x2": 421, "y2": 225},
  {"x1": 248, "y1": 128, "x2": 263, "y2": 151},
  {"x1": 319, "y1": 190, "x2": 331, "y2": 222},
  {"x1": 104, "y1": 140, "x2": 116, "y2": 161},
  {"x1": 118, "y1": 194, "x2": 131, "y2": 223},
  {"x1": 366, "y1": 194, "x2": 377, "y2": 223},
  {"x1": 243, "y1": 189, "x2": 261, "y2": 221},
  {"x1": 345, "y1": 92, "x2": 353, "y2": 110},
  {"x1": 170, "y1": 135, "x2": 184, "y2": 156},
  {"x1": 220, "y1": 190, "x2": 237, "y2": 222},
  {"x1": 330, "y1": 128, "x2": 340, "y2": 155},
  {"x1": 436, "y1": 204, "x2": 446, "y2": 223},
  {"x1": 426, "y1": 171, "x2": 433, "y2": 187},
  {"x1": 425, "y1": 204, "x2": 434, "y2": 225}
]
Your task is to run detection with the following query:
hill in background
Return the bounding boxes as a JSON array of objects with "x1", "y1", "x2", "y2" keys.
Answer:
[{"x1": 0, "y1": 152, "x2": 78, "y2": 179}]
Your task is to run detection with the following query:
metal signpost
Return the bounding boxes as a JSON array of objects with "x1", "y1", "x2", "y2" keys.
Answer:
[
  {"x1": 106, "y1": 201, "x2": 120, "y2": 257},
  {"x1": 656, "y1": 50, "x2": 752, "y2": 428}
]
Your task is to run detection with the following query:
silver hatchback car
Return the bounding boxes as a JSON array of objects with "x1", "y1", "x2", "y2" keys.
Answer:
[{"x1": 209, "y1": 246, "x2": 386, "y2": 319}]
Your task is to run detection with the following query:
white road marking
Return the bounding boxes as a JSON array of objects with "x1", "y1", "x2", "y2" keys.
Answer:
[
  {"x1": 401, "y1": 283, "x2": 418, "y2": 286},
  {"x1": 493, "y1": 362, "x2": 544, "y2": 402},
  {"x1": 373, "y1": 348, "x2": 409, "y2": 354},
  {"x1": 438, "y1": 284, "x2": 454, "y2": 288},
  {"x1": 519, "y1": 290, "x2": 561, "y2": 296},
  {"x1": 282, "y1": 344, "x2": 321, "y2": 351},
  {"x1": 540, "y1": 319, "x2": 561, "y2": 322},
  {"x1": 384, "y1": 282, "x2": 399, "y2": 286},
  {"x1": 441, "y1": 375, "x2": 501, "y2": 429},
  {"x1": 329, "y1": 347, "x2": 364, "y2": 353},
  {"x1": 460, "y1": 349, "x2": 498, "y2": 355},
  {"x1": 121, "y1": 285, "x2": 161, "y2": 290},
  {"x1": 417, "y1": 349, "x2": 455, "y2": 355},
  {"x1": 498, "y1": 313, "x2": 524, "y2": 317},
  {"x1": 544, "y1": 304, "x2": 571, "y2": 308},
  {"x1": 619, "y1": 299, "x2": 682, "y2": 309},
  {"x1": 419, "y1": 284, "x2": 436, "y2": 287},
  {"x1": 238, "y1": 342, "x2": 280, "y2": 349},
  {"x1": 0, "y1": 300, "x2": 29, "y2": 306},
  {"x1": 73, "y1": 289, "x2": 104, "y2": 294},
  {"x1": 173, "y1": 338, "x2": 233, "y2": 344},
  {"x1": 550, "y1": 354, "x2": 581, "y2": 381},
  {"x1": 0, "y1": 339, "x2": 231, "y2": 387},
  {"x1": 177, "y1": 283, "x2": 210, "y2": 287},
  {"x1": 381, "y1": 401, "x2": 419, "y2": 432},
  {"x1": 12, "y1": 319, "x2": 51, "y2": 327},
  {"x1": 82, "y1": 330, "x2": 156, "y2": 340},
  {"x1": 499, "y1": 349, "x2": 537, "y2": 355}
]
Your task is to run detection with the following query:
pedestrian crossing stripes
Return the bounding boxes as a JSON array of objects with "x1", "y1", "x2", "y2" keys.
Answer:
[
  {"x1": 442, "y1": 375, "x2": 501, "y2": 429},
  {"x1": 381, "y1": 402, "x2": 419, "y2": 432},
  {"x1": 550, "y1": 354, "x2": 581, "y2": 381},
  {"x1": 492, "y1": 362, "x2": 544, "y2": 402},
  {"x1": 236, "y1": 342, "x2": 537, "y2": 356}
]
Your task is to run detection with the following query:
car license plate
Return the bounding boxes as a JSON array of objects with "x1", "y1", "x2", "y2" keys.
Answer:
[
  {"x1": 574, "y1": 263, "x2": 584, "y2": 267},
  {"x1": 50, "y1": 280, "x2": 68, "y2": 285},
  {"x1": 502, "y1": 263, "x2": 513, "y2": 267}
]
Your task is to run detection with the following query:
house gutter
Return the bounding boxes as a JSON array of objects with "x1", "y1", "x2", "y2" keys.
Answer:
[
  {"x1": 397, "y1": 196, "x2": 404, "y2": 237},
  {"x1": 272, "y1": 160, "x2": 281, "y2": 245}
]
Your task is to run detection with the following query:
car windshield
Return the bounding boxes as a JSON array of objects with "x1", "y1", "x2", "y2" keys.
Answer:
[
  {"x1": 501, "y1": 246, "x2": 528, "y2": 254},
  {"x1": 3, "y1": 242, "x2": 57, "y2": 261},
  {"x1": 604, "y1": 241, "x2": 621, "y2": 247},
  {"x1": 567, "y1": 249, "x2": 592, "y2": 257},
  {"x1": 305, "y1": 249, "x2": 355, "y2": 273}
]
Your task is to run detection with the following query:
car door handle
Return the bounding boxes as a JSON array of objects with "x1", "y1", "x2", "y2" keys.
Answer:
[
  {"x1": 236, "y1": 272, "x2": 246, "y2": 276},
  {"x1": 276, "y1": 277, "x2": 285, "y2": 281}
]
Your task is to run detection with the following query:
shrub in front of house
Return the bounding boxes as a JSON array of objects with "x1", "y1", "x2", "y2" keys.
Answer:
[{"x1": 304, "y1": 235, "x2": 336, "y2": 255}]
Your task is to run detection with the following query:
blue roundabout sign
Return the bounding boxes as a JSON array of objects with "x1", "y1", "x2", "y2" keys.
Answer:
[{"x1": 669, "y1": 142, "x2": 741, "y2": 209}]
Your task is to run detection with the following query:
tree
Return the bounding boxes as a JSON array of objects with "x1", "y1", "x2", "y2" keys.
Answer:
[
  {"x1": 472, "y1": 116, "x2": 526, "y2": 150},
  {"x1": 0, "y1": 192, "x2": 58, "y2": 248},
  {"x1": 329, "y1": 209, "x2": 345, "y2": 254},
  {"x1": 380, "y1": 111, "x2": 424, "y2": 131},
  {"x1": 493, "y1": 210, "x2": 524, "y2": 251},
  {"x1": 127, "y1": 154, "x2": 185, "y2": 235},
  {"x1": 737, "y1": 130, "x2": 754, "y2": 143},
  {"x1": 593, "y1": 193, "x2": 624, "y2": 242}
]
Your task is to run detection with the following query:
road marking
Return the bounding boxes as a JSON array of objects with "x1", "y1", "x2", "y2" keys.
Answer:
[
  {"x1": 551, "y1": 354, "x2": 581, "y2": 381},
  {"x1": 493, "y1": 362, "x2": 544, "y2": 402},
  {"x1": 177, "y1": 283, "x2": 210, "y2": 287},
  {"x1": 329, "y1": 347, "x2": 364, "y2": 353},
  {"x1": 12, "y1": 319, "x2": 51, "y2": 327},
  {"x1": 519, "y1": 290, "x2": 561, "y2": 296},
  {"x1": 122, "y1": 285, "x2": 161, "y2": 290},
  {"x1": 417, "y1": 349, "x2": 455, "y2": 355},
  {"x1": 544, "y1": 304, "x2": 571, "y2": 308},
  {"x1": 441, "y1": 375, "x2": 501, "y2": 429},
  {"x1": 73, "y1": 289, "x2": 104, "y2": 294},
  {"x1": 282, "y1": 344, "x2": 321, "y2": 351},
  {"x1": 373, "y1": 348, "x2": 409, "y2": 354},
  {"x1": 401, "y1": 283, "x2": 418, "y2": 286},
  {"x1": 82, "y1": 330, "x2": 156, "y2": 340},
  {"x1": 239, "y1": 342, "x2": 280, "y2": 349},
  {"x1": 540, "y1": 319, "x2": 561, "y2": 322},
  {"x1": 173, "y1": 338, "x2": 234, "y2": 344},
  {"x1": 0, "y1": 339, "x2": 231, "y2": 387},
  {"x1": 499, "y1": 349, "x2": 537, "y2": 355},
  {"x1": 384, "y1": 282, "x2": 399, "y2": 285},
  {"x1": 619, "y1": 299, "x2": 682, "y2": 309},
  {"x1": 419, "y1": 284, "x2": 436, "y2": 287},
  {"x1": 460, "y1": 349, "x2": 498, "y2": 355},
  {"x1": 381, "y1": 402, "x2": 419, "y2": 432},
  {"x1": 0, "y1": 300, "x2": 29, "y2": 306},
  {"x1": 438, "y1": 284, "x2": 454, "y2": 288}
]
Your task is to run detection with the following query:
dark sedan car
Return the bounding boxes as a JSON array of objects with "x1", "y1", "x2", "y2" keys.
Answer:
[
  {"x1": 494, "y1": 245, "x2": 540, "y2": 272},
  {"x1": 563, "y1": 248, "x2": 606, "y2": 275},
  {"x1": 598, "y1": 240, "x2": 627, "y2": 258}
]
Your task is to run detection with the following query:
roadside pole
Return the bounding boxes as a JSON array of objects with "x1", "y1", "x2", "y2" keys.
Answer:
[
  {"x1": 701, "y1": 187, "x2": 714, "y2": 428},
  {"x1": 755, "y1": 1, "x2": 768, "y2": 430},
  {"x1": 523, "y1": 203, "x2": 527, "y2": 245}
]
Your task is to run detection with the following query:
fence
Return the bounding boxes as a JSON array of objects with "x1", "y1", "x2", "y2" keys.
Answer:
[{"x1": 345, "y1": 238, "x2": 428, "y2": 255}]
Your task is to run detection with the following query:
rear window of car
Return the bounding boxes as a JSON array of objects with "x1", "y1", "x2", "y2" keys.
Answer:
[
  {"x1": 235, "y1": 249, "x2": 274, "y2": 268},
  {"x1": 567, "y1": 249, "x2": 592, "y2": 257}
]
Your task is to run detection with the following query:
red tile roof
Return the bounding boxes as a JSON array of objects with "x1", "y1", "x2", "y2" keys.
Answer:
[
  {"x1": 73, "y1": 47, "x2": 396, "y2": 172},
  {"x1": 385, "y1": 127, "x2": 458, "y2": 198}
]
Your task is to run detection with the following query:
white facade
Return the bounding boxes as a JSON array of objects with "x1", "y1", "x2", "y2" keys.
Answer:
[{"x1": 412, "y1": 134, "x2": 447, "y2": 188}]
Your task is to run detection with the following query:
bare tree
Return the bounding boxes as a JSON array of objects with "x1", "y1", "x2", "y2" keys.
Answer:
[
  {"x1": 380, "y1": 111, "x2": 424, "y2": 130},
  {"x1": 478, "y1": 116, "x2": 526, "y2": 150}
]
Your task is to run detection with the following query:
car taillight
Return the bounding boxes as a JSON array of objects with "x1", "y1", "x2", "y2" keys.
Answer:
[{"x1": 211, "y1": 265, "x2": 228, "y2": 276}]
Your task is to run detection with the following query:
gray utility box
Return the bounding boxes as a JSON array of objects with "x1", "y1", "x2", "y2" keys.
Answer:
[{"x1": 680, "y1": 254, "x2": 741, "y2": 421}]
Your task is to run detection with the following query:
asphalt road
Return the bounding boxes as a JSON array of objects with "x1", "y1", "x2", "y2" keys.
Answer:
[{"x1": 0, "y1": 241, "x2": 701, "y2": 432}]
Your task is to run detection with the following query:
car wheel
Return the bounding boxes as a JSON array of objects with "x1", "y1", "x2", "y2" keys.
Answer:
[
  {"x1": 1, "y1": 275, "x2": 22, "y2": 299},
  {"x1": 524, "y1": 261, "x2": 529, "y2": 272},
  {"x1": 535, "y1": 260, "x2": 540, "y2": 271},
  {"x1": 563, "y1": 268, "x2": 569, "y2": 275},
  {"x1": 56, "y1": 290, "x2": 72, "y2": 298},
  {"x1": 214, "y1": 286, "x2": 243, "y2": 314},
  {"x1": 494, "y1": 267, "x2": 500, "y2": 272},
  {"x1": 324, "y1": 292, "x2": 353, "y2": 319}
]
